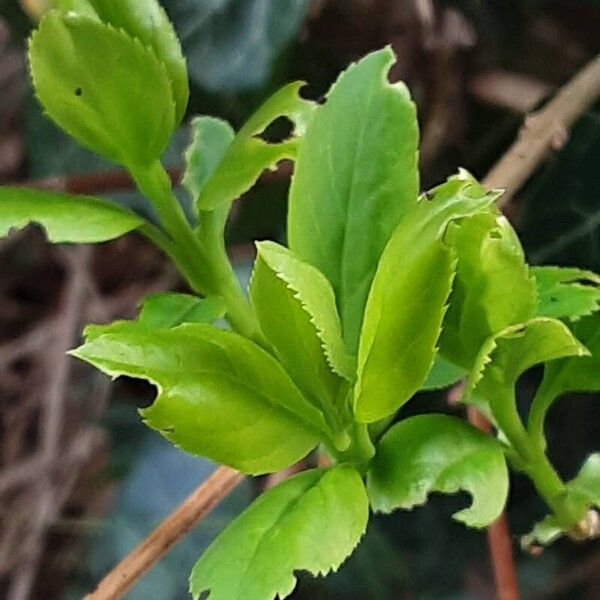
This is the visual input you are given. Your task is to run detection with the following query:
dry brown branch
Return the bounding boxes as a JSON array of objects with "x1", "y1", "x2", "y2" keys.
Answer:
[
  {"x1": 486, "y1": 53, "x2": 600, "y2": 201},
  {"x1": 84, "y1": 467, "x2": 244, "y2": 600}
]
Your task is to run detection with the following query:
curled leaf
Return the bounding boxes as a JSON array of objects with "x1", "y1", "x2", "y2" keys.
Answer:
[{"x1": 367, "y1": 415, "x2": 509, "y2": 528}]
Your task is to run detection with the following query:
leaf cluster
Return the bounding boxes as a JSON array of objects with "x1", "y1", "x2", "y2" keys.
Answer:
[{"x1": 1, "y1": 4, "x2": 599, "y2": 598}]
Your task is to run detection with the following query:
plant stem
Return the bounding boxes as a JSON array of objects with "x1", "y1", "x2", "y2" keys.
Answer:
[
  {"x1": 131, "y1": 162, "x2": 263, "y2": 343},
  {"x1": 489, "y1": 391, "x2": 581, "y2": 528}
]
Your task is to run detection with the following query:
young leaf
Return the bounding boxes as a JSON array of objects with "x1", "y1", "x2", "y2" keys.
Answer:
[
  {"x1": 250, "y1": 241, "x2": 355, "y2": 385},
  {"x1": 467, "y1": 318, "x2": 589, "y2": 405},
  {"x1": 421, "y1": 356, "x2": 466, "y2": 391},
  {"x1": 72, "y1": 324, "x2": 329, "y2": 475},
  {"x1": 183, "y1": 117, "x2": 235, "y2": 202},
  {"x1": 190, "y1": 466, "x2": 369, "y2": 600},
  {"x1": 528, "y1": 315, "x2": 600, "y2": 441},
  {"x1": 367, "y1": 415, "x2": 509, "y2": 528},
  {"x1": 0, "y1": 186, "x2": 142, "y2": 243},
  {"x1": 531, "y1": 266, "x2": 600, "y2": 321},
  {"x1": 81, "y1": 0, "x2": 189, "y2": 123},
  {"x1": 84, "y1": 293, "x2": 226, "y2": 341},
  {"x1": 522, "y1": 454, "x2": 600, "y2": 548},
  {"x1": 440, "y1": 208, "x2": 536, "y2": 369},
  {"x1": 287, "y1": 47, "x2": 419, "y2": 351},
  {"x1": 196, "y1": 83, "x2": 316, "y2": 211},
  {"x1": 354, "y1": 174, "x2": 498, "y2": 423},
  {"x1": 29, "y1": 12, "x2": 176, "y2": 168}
]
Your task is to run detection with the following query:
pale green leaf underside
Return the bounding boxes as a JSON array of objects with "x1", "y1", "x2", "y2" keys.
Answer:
[
  {"x1": 531, "y1": 266, "x2": 600, "y2": 321},
  {"x1": 367, "y1": 415, "x2": 509, "y2": 528},
  {"x1": 440, "y1": 209, "x2": 536, "y2": 370},
  {"x1": 354, "y1": 174, "x2": 498, "y2": 423},
  {"x1": 72, "y1": 324, "x2": 327, "y2": 475},
  {"x1": 0, "y1": 186, "x2": 142, "y2": 243},
  {"x1": 190, "y1": 466, "x2": 369, "y2": 600},
  {"x1": 197, "y1": 82, "x2": 315, "y2": 211},
  {"x1": 84, "y1": 293, "x2": 226, "y2": 341},
  {"x1": 288, "y1": 47, "x2": 420, "y2": 352},
  {"x1": 183, "y1": 116, "x2": 235, "y2": 202},
  {"x1": 421, "y1": 356, "x2": 466, "y2": 391},
  {"x1": 29, "y1": 12, "x2": 175, "y2": 167}
]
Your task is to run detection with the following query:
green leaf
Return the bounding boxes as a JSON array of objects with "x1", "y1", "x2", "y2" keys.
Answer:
[
  {"x1": 421, "y1": 356, "x2": 466, "y2": 391},
  {"x1": 467, "y1": 318, "x2": 589, "y2": 406},
  {"x1": 367, "y1": 415, "x2": 509, "y2": 528},
  {"x1": 72, "y1": 324, "x2": 328, "y2": 475},
  {"x1": 354, "y1": 174, "x2": 498, "y2": 423},
  {"x1": 287, "y1": 47, "x2": 419, "y2": 351},
  {"x1": 522, "y1": 454, "x2": 600, "y2": 549},
  {"x1": 528, "y1": 315, "x2": 600, "y2": 442},
  {"x1": 183, "y1": 117, "x2": 235, "y2": 202},
  {"x1": 440, "y1": 208, "x2": 536, "y2": 369},
  {"x1": 29, "y1": 12, "x2": 176, "y2": 168},
  {"x1": 87, "y1": 0, "x2": 188, "y2": 123},
  {"x1": 54, "y1": 0, "x2": 189, "y2": 123},
  {"x1": 250, "y1": 243, "x2": 354, "y2": 432},
  {"x1": 84, "y1": 293, "x2": 226, "y2": 341},
  {"x1": 0, "y1": 186, "x2": 142, "y2": 243},
  {"x1": 466, "y1": 318, "x2": 588, "y2": 457},
  {"x1": 190, "y1": 466, "x2": 369, "y2": 600},
  {"x1": 197, "y1": 83, "x2": 315, "y2": 211},
  {"x1": 531, "y1": 266, "x2": 600, "y2": 321}
]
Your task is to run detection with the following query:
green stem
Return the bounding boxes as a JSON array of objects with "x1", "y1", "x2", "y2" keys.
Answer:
[
  {"x1": 490, "y1": 389, "x2": 581, "y2": 528},
  {"x1": 334, "y1": 422, "x2": 375, "y2": 468},
  {"x1": 131, "y1": 161, "x2": 262, "y2": 343}
]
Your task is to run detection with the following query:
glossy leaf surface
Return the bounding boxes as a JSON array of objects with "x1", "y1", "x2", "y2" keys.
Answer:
[
  {"x1": 29, "y1": 12, "x2": 175, "y2": 167},
  {"x1": 190, "y1": 466, "x2": 369, "y2": 600},
  {"x1": 440, "y1": 208, "x2": 536, "y2": 369},
  {"x1": 84, "y1": 294, "x2": 226, "y2": 341},
  {"x1": 72, "y1": 324, "x2": 327, "y2": 474},
  {"x1": 288, "y1": 47, "x2": 419, "y2": 351},
  {"x1": 368, "y1": 415, "x2": 509, "y2": 527},
  {"x1": 197, "y1": 83, "x2": 315, "y2": 211},
  {"x1": 250, "y1": 242, "x2": 353, "y2": 422},
  {"x1": 531, "y1": 266, "x2": 600, "y2": 321},
  {"x1": 56, "y1": 0, "x2": 189, "y2": 123},
  {"x1": 0, "y1": 186, "x2": 142, "y2": 243},
  {"x1": 354, "y1": 174, "x2": 497, "y2": 423}
]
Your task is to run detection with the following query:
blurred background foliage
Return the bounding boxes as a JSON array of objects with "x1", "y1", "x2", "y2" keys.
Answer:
[{"x1": 0, "y1": 1, "x2": 599, "y2": 599}]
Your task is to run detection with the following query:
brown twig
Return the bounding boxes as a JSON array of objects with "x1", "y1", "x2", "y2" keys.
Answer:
[
  {"x1": 72, "y1": 51, "x2": 600, "y2": 600},
  {"x1": 84, "y1": 466, "x2": 244, "y2": 600},
  {"x1": 486, "y1": 53, "x2": 600, "y2": 202}
]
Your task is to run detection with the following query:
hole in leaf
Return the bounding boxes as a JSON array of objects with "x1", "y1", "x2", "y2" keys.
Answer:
[{"x1": 258, "y1": 116, "x2": 294, "y2": 144}]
